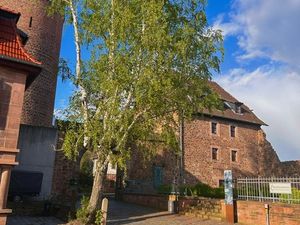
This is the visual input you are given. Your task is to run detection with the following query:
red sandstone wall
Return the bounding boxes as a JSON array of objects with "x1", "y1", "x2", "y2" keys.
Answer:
[
  {"x1": 122, "y1": 193, "x2": 169, "y2": 210},
  {"x1": 126, "y1": 115, "x2": 284, "y2": 191},
  {"x1": 103, "y1": 174, "x2": 116, "y2": 193},
  {"x1": 178, "y1": 197, "x2": 225, "y2": 221},
  {"x1": 51, "y1": 131, "x2": 78, "y2": 199},
  {"x1": 280, "y1": 161, "x2": 300, "y2": 177},
  {"x1": 0, "y1": 66, "x2": 26, "y2": 151},
  {"x1": 184, "y1": 116, "x2": 263, "y2": 187},
  {"x1": 237, "y1": 201, "x2": 300, "y2": 225},
  {"x1": 1, "y1": 0, "x2": 64, "y2": 127},
  {"x1": 126, "y1": 145, "x2": 177, "y2": 193}
]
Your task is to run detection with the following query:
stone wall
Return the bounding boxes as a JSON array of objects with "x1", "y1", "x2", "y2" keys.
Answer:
[
  {"x1": 237, "y1": 200, "x2": 300, "y2": 225},
  {"x1": 51, "y1": 131, "x2": 78, "y2": 200},
  {"x1": 280, "y1": 160, "x2": 300, "y2": 177},
  {"x1": 122, "y1": 193, "x2": 300, "y2": 225},
  {"x1": 257, "y1": 130, "x2": 282, "y2": 176},
  {"x1": 122, "y1": 193, "x2": 226, "y2": 221},
  {"x1": 16, "y1": 125, "x2": 58, "y2": 200},
  {"x1": 178, "y1": 197, "x2": 225, "y2": 221},
  {"x1": 0, "y1": 66, "x2": 26, "y2": 150},
  {"x1": 0, "y1": 64, "x2": 27, "y2": 225},
  {"x1": 1, "y1": 0, "x2": 64, "y2": 127},
  {"x1": 122, "y1": 193, "x2": 169, "y2": 210},
  {"x1": 126, "y1": 145, "x2": 177, "y2": 194},
  {"x1": 126, "y1": 115, "x2": 285, "y2": 191},
  {"x1": 184, "y1": 116, "x2": 264, "y2": 187}
]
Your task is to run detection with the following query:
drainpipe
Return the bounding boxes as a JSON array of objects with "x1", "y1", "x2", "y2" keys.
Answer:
[{"x1": 179, "y1": 113, "x2": 185, "y2": 187}]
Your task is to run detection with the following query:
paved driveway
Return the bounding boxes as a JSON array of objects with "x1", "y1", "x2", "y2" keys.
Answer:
[
  {"x1": 107, "y1": 200, "x2": 231, "y2": 225},
  {"x1": 7, "y1": 216, "x2": 64, "y2": 225},
  {"x1": 7, "y1": 199, "x2": 232, "y2": 225}
]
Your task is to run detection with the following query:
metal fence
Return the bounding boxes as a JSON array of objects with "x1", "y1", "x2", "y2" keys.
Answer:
[{"x1": 236, "y1": 177, "x2": 300, "y2": 204}]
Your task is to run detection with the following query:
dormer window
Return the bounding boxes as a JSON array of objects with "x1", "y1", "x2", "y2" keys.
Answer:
[
  {"x1": 224, "y1": 101, "x2": 243, "y2": 114},
  {"x1": 235, "y1": 102, "x2": 243, "y2": 114}
]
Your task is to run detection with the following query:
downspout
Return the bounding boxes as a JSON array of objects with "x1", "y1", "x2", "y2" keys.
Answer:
[{"x1": 179, "y1": 113, "x2": 185, "y2": 187}]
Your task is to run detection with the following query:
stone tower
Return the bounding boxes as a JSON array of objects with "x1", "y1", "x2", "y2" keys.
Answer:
[{"x1": 0, "y1": 0, "x2": 64, "y2": 127}]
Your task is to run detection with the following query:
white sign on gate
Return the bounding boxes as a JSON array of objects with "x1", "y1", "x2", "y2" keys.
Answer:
[{"x1": 269, "y1": 182, "x2": 292, "y2": 194}]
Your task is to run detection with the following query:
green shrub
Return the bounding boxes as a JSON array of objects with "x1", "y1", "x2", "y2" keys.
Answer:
[
  {"x1": 158, "y1": 182, "x2": 225, "y2": 199},
  {"x1": 157, "y1": 184, "x2": 172, "y2": 194},
  {"x1": 76, "y1": 196, "x2": 89, "y2": 224},
  {"x1": 211, "y1": 187, "x2": 225, "y2": 199},
  {"x1": 280, "y1": 188, "x2": 300, "y2": 204},
  {"x1": 95, "y1": 209, "x2": 103, "y2": 225}
]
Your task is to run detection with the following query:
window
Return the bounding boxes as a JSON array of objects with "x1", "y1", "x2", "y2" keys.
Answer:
[
  {"x1": 29, "y1": 17, "x2": 33, "y2": 28},
  {"x1": 153, "y1": 166, "x2": 163, "y2": 188},
  {"x1": 230, "y1": 125, "x2": 236, "y2": 137},
  {"x1": 212, "y1": 148, "x2": 218, "y2": 160},
  {"x1": 231, "y1": 150, "x2": 237, "y2": 162},
  {"x1": 211, "y1": 122, "x2": 217, "y2": 134}
]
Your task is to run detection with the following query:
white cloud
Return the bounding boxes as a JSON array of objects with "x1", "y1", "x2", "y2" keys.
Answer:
[
  {"x1": 215, "y1": 0, "x2": 300, "y2": 66},
  {"x1": 213, "y1": 14, "x2": 240, "y2": 37},
  {"x1": 216, "y1": 66, "x2": 300, "y2": 161}
]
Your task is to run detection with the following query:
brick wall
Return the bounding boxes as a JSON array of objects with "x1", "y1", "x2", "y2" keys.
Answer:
[
  {"x1": 1, "y1": 0, "x2": 64, "y2": 127},
  {"x1": 237, "y1": 200, "x2": 300, "y2": 225}
]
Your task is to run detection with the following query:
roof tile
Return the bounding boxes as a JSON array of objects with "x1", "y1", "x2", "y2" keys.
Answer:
[
  {"x1": 0, "y1": 11, "x2": 41, "y2": 65},
  {"x1": 206, "y1": 81, "x2": 266, "y2": 126}
]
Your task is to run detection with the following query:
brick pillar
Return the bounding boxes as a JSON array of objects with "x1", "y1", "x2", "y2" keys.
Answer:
[
  {"x1": 0, "y1": 167, "x2": 12, "y2": 225},
  {"x1": 0, "y1": 167, "x2": 11, "y2": 209},
  {"x1": 0, "y1": 66, "x2": 28, "y2": 224}
]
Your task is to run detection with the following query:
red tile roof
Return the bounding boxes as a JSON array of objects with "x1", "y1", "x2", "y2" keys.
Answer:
[
  {"x1": 0, "y1": 9, "x2": 41, "y2": 66},
  {"x1": 0, "y1": 6, "x2": 20, "y2": 16},
  {"x1": 204, "y1": 81, "x2": 266, "y2": 126}
]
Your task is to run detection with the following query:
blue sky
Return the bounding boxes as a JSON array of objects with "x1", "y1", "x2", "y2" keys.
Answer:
[{"x1": 55, "y1": 0, "x2": 300, "y2": 161}]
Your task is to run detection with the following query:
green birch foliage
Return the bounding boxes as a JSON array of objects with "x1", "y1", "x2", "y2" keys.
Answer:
[{"x1": 51, "y1": 0, "x2": 223, "y2": 169}]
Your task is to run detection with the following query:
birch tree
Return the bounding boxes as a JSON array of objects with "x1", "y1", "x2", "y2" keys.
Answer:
[{"x1": 49, "y1": 0, "x2": 223, "y2": 224}]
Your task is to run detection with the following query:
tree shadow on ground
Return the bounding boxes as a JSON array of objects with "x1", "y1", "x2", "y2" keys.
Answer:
[{"x1": 107, "y1": 199, "x2": 171, "y2": 225}]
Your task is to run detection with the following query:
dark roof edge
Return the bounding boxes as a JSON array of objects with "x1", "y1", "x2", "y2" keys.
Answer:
[
  {"x1": 0, "y1": 54, "x2": 42, "y2": 69},
  {"x1": 195, "y1": 112, "x2": 268, "y2": 126},
  {"x1": 0, "y1": 55, "x2": 42, "y2": 89}
]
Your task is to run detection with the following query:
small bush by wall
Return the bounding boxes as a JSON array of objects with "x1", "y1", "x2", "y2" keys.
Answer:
[{"x1": 157, "y1": 182, "x2": 225, "y2": 199}]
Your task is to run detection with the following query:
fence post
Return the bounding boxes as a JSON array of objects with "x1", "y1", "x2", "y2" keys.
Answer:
[
  {"x1": 258, "y1": 177, "x2": 261, "y2": 202},
  {"x1": 101, "y1": 198, "x2": 109, "y2": 225},
  {"x1": 224, "y1": 170, "x2": 234, "y2": 223},
  {"x1": 246, "y1": 177, "x2": 249, "y2": 201}
]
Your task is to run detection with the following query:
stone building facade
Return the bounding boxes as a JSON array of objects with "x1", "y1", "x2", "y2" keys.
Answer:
[
  {"x1": 126, "y1": 82, "x2": 284, "y2": 192},
  {"x1": 1, "y1": 0, "x2": 64, "y2": 127},
  {"x1": 0, "y1": 7, "x2": 42, "y2": 224},
  {"x1": 0, "y1": 0, "x2": 69, "y2": 203}
]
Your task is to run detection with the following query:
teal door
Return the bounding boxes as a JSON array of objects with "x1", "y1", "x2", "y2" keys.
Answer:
[{"x1": 153, "y1": 166, "x2": 163, "y2": 188}]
